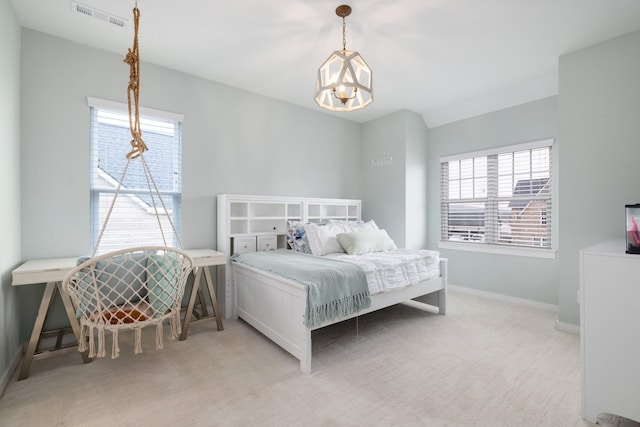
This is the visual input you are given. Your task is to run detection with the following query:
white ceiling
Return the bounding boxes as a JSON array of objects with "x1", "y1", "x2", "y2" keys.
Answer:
[{"x1": 11, "y1": 0, "x2": 640, "y2": 127}]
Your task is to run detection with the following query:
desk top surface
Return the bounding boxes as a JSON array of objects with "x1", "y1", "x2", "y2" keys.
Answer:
[
  {"x1": 12, "y1": 249, "x2": 226, "y2": 286},
  {"x1": 185, "y1": 249, "x2": 227, "y2": 267}
]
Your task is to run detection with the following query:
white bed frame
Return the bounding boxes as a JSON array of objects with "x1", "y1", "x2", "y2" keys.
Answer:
[
  {"x1": 233, "y1": 259, "x2": 447, "y2": 374},
  {"x1": 217, "y1": 194, "x2": 447, "y2": 374}
]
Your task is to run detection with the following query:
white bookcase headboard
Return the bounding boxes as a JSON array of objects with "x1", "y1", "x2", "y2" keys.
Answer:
[{"x1": 216, "y1": 194, "x2": 361, "y2": 317}]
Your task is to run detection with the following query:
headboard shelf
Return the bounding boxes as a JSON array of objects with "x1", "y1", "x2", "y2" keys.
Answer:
[{"x1": 216, "y1": 194, "x2": 361, "y2": 317}]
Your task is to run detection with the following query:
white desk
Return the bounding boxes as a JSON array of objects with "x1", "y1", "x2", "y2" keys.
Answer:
[
  {"x1": 12, "y1": 248, "x2": 226, "y2": 380},
  {"x1": 180, "y1": 249, "x2": 227, "y2": 340}
]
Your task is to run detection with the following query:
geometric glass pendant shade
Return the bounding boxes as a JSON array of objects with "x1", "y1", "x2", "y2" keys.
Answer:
[{"x1": 314, "y1": 5, "x2": 373, "y2": 111}]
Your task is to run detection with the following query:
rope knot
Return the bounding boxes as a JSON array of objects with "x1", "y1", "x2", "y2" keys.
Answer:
[
  {"x1": 123, "y1": 49, "x2": 137, "y2": 66},
  {"x1": 127, "y1": 134, "x2": 147, "y2": 159}
]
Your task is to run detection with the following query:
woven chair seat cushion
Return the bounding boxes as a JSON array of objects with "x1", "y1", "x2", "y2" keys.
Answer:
[{"x1": 91, "y1": 301, "x2": 154, "y2": 324}]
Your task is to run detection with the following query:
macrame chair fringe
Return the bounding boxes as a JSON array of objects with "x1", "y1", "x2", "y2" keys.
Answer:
[
  {"x1": 78, "y1": 324, "x2": 87, "y2": 353},
  {"x1": 112, "y1": 329, "x2": 120, "y2": 359},
  {"x1": 134, "y1": 328, "x2": 143, "y2": 354},
  {"x1": 88, "y1": 325, "x2": 96, "y2": 359},
  {"x1": 97, "y1": 326, "x2": 106, "y2": 358},
  {"x1": 155, "y1": 322, "x2": 164, "y2": 350},
  {"x1": 170, "y1": 310, "x2": 181, "y2": 339}
]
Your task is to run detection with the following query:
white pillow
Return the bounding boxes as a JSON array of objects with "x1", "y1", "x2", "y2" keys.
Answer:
[
  {"x1": 304, "y1": 222, "x2": 348, "y2": 256},
  {"x1": 336, "y1": 229, "x2": 397, "y2": 255},
  {"x1": 343, "y1": 219, "x2": 379, "y2": 232}
]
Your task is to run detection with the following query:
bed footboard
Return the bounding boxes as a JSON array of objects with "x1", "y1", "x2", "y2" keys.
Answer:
[
  {"x1": 233, "y1": 258, "x2": 447, "y2": 374},
  {"x1": 233, "y1": 264, "x2": 313, "y2": 373}
]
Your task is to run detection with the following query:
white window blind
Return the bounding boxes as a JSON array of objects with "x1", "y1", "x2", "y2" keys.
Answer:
[
  {"x1": 89, "y1": 99, "x2": 182, "y2": 254},
  {"x1": 440, "y1": 139, "x2": 553, "y2": 250}
]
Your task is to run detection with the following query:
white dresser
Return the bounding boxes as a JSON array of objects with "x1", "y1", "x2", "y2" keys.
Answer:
[{"x1": 579, "y1": 239, "x2": 640, "y2": 423}]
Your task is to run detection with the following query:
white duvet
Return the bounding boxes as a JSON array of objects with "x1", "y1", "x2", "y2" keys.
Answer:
[{"x1": 324, "y1": 249, "x2": 440, "y2": 295}]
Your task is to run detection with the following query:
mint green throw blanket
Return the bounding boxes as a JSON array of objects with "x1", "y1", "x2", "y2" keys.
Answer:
[{"x1": 232, "y1": 249, "x2": 371, "y2": 328}]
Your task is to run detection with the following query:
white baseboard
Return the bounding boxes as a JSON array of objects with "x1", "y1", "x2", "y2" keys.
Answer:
[
  {"x1": 448, "y1": 285, "x2": 581, "y2": 335},
  {"x1": 448, "y1": 284, "x2": 558, "y2": 312},
  {"x1": 556, "y1": 321, "x2": 580, "y2": 335},
  {"x1": 0, "y1": 347, "x2": 23, "y2": 398}
]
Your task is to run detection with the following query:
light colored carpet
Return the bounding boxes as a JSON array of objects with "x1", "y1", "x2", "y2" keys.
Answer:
[{"x1": 0, "y1": 290, "x2": 633, "y2": 426}]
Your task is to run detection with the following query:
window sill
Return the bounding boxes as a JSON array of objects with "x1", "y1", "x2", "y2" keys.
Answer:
[{"x1": 438, "y1": 241, "x2": 556, "y2": 259}]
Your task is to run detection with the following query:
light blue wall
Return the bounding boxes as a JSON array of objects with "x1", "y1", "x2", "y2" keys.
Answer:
[
  {"x1": 405, "y1": 112, "x2": 429, "y2": 249},
  {"x1": 0, "y1": 0, "x2": 22, "y2": 386},
  {"x1": 361, "y1": 110, "x2": 428, "y2": 249},
  {"x1": 557, "y1": 30, "x2": 640, "y2": 325},
  {"x1": 361, "y1": 111, "x2": 407, "y2": 246},
  {"x1": 426, "y1": 97, "x2": 559, "y2": 305},
  {"x1": 17, "y1": 29, "x2": 362, "y2": 339}
]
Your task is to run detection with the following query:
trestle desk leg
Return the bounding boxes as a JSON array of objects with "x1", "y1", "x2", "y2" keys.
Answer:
[
  {"x1": 57, "y1": 282, "x2": 91, "y2": 364},
  {"x1": 203, "y1": 266, "x2": 224, "y2": 331},
  {"x1": 180, "y1": 267, "x2": 204, "y2": 341},
  {"x1": 18, "y1": 282, "x2": 56, "y2": 380}
]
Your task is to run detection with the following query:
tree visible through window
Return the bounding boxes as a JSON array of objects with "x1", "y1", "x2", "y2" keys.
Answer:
[
  {"x1": 89, "y1": 99, "x2": 182, "y2": 254},
  {"x1": 440, "y1": 139, "x2": 553, "y2": 250}
]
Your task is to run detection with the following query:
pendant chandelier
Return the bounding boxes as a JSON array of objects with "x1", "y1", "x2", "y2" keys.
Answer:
[{"x1": 314, "y1": 5, "x2": 373, "y2": 112}]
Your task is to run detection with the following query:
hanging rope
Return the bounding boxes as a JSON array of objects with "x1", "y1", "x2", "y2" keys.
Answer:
[
  {"x1": 91, "y1": 6, "x2": 183, "y2": 256},
  {"x1": 123, "y1": 6, "x2": 147, "y2": 160}
]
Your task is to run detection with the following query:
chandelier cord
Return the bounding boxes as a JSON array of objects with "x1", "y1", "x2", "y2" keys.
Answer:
[
  {"x1": 123, "y1": 6, "x2": 147, "y2": 160},
  {"x1": 342, "y1": 16, "x2": 347, "y2": 51}
]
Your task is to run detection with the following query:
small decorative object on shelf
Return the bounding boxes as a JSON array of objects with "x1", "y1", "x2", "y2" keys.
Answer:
[{"x1": 625, "y1": 204, "x2": 640, "y2": 254}]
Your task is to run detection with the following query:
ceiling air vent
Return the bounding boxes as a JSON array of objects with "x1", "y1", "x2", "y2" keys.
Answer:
[{"x1": 70, "y1": 1, "x2": 127, "y2": 28}]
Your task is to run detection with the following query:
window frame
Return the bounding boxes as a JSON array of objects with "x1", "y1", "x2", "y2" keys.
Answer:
[
  {"x1": 87, "y1": 97, "x2": 184, "y2": 254},
  {"x1": 439, "y1": 139, "x2": 555, "y2": 259}
]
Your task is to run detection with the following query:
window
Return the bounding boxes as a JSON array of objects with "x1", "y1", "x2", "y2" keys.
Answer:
[
  {"x1": 532, "y1": 237, "x2": 547, "y2": 247},
  {"x1": 88, "y1": 98, "x2": 183, "y2": 254},
  {"x1": 440, "y1": 139, "x2": 553, "y2": 252}
]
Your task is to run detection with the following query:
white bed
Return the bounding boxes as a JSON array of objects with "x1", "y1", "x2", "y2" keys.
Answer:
[
  {"x1": 232, "y1": 249, "x2": 447, "y2": 374},
  {"x1": 217, "y1": 194, "x2": 447, "y2": 374}
]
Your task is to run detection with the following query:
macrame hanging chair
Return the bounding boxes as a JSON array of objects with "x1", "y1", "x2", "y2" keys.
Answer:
[{"x1": 62, "y1": 6, "x2": 194, "y2": 359}]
